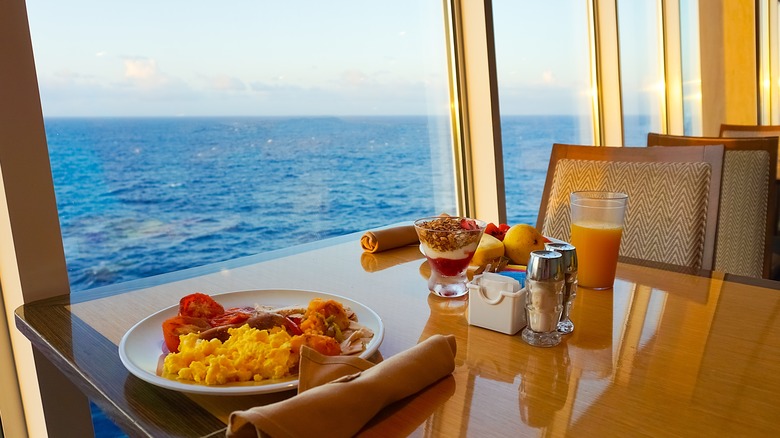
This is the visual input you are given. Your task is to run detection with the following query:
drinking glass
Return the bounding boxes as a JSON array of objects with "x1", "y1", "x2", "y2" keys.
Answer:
[
  {"x1": 569, "y1": 191, "x2": 628, "y2": 290},
  {"x1": 414, "y1": 216, "x2": 486, "y2": 298}
]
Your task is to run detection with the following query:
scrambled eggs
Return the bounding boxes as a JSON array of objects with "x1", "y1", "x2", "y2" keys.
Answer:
[{"x1": 163, "y1": 325, "x2": 295, "y2": 385}]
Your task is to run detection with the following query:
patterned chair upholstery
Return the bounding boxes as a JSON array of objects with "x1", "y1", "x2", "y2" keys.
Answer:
[
  {"x1": 648, "y1": 133, "x2": 777, "y2": 278},
  {"x1": 537, "y1": 144, "x2": 724, "y2": 271}
]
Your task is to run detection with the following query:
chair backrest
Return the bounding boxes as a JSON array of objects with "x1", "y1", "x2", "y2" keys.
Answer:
[
  {"x1": 719, "y1": 124, "x2": 780, "y2": 179},
  {"x1": 647, "y1": 133, "x2": 777, "y2": 278},
  {"x1": 537, "y1": 144, "x2": 724, "y2": 271},
  {"x1": 719, "y1": 123, "x2": 780, "y2": 137}
]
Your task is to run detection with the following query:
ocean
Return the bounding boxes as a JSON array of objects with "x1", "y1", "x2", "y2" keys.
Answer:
[
  {"x1": 45, "y1": 115, "x2": 591, "y2": 294},
  {"x1": 43, "y1": 114, "x2": 587, "y2": 437}
]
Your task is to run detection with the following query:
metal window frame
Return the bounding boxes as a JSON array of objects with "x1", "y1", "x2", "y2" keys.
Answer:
[{"x1": 446, "y1": 0, "x2": 506, "y2": 223}]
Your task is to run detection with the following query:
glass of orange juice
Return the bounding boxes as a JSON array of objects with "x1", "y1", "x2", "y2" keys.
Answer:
[{"x1": 569, "y1": 191, "x2": 628, "y2": 290}]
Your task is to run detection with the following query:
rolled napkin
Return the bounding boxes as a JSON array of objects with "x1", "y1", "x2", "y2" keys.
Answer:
[
  {"x1": 226, "y1": 334, "x2": 457, "y2": 438},
  {"x1": 360, "y1": 225, "x2": 419, "y2": 253}
]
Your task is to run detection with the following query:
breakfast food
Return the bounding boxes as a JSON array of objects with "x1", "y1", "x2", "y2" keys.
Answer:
[
  {"x1": 164, "y1": 325, "x2": 295, "y2": 385},
  {"x1": 161, "y1": 293, "x2": 301, "y2": 353},
  {"x1": 470, "y1": 233, "x2": 505, "y2": 268},
  {"x1": 415, "y1": 216, "x2": 484, "y2": 276},
  {"x1": 159, "y1": 293, "x2": 373, "y2": 385},
  {"x1": 503, "y1": 224, "x2": 547, "y2": 265},
  {"x1": 484, "y1": 222, "x2": 510, "y2": 241}
]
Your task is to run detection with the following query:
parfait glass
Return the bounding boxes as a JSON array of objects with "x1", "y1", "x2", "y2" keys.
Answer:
[{"x1": 414, "y1": 216, "x2": 486, "y2": 298}]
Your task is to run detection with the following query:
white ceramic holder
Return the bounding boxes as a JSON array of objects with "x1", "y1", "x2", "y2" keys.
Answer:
[{"x1": 467, "y1": 272, "x2": 526, "y2": 335}]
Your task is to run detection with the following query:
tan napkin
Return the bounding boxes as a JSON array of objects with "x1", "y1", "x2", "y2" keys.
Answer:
[
  {"x1": 360, "y1": 225, "x2": 419, "y2": 253},
  {"x1": 295, "y1": 345, "x2": 376, "y2": 393},
  {"x1": 226, "y1": 334, "x2": 457, "y2": 438}
]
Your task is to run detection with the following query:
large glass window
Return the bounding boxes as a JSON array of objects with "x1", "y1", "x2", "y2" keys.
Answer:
[
  {"x1": 26, "y1": 1, "x2": 456, "y2": 293},
  {"x1": 492, "y1": 1, "x2": 595, "y2": 225},
  {"x1": 617, "y1": 0, "x2": 665, "y2": 145},
  {"x1": 680, "y1": 0, "x2": 703, "y2": 135}
]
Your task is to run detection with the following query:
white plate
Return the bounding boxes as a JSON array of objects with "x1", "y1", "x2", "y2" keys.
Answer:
[{"x1": 118, "y1": 289, "x2": 384, "y2": 395}]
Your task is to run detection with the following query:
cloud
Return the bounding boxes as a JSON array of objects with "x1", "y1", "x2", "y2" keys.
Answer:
[
  {"x1": 209, "y1": 75, "x2": 246, "y2": 92},
  {"x1": 123, "y1": 57, "x2": 163, "y2": 82},
  {"x1": 339, "y1": 69, "x2": 370, "y2": 88},
  {"x1": 52, "y1": 69, "x2": 97, "y2": 81},
  {"x1": 37, "y1": 59, "x2": 433, "y2": 116}
]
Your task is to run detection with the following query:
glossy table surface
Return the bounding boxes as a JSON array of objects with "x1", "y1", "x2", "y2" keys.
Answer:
[{"x1": 15, "y1": 232, "x2": 780, "y2": 437}]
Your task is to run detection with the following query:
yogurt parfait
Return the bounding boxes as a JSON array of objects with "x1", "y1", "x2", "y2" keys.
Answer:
[{"x1": 414, "y1": 216, "x2": 486, "y2": 297}]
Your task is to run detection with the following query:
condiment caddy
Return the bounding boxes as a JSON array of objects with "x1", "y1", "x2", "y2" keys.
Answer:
[
  {"x1": 467, "y1": 243, "x2": 578, "y2": 348},
  {"x1": 467, "y1": 272, "x2": 526, "y2": 335}
]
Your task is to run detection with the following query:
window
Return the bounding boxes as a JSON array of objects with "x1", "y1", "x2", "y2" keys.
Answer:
[
  {"x1": 493, "y1": 1, "x2": 595, "y2": 225},
  {"x1": 26, "y1": 1, "x2": 457, "y2": 292},
  {"x1": 680, "y1": 0, "x2": 703, "y2": 135},
  {"x1": 617, "y1": 0, "x2": 665, "y2": 145}
]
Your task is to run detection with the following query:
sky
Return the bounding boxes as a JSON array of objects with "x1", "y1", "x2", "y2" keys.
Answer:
[
  {"x1": 24, "y1": 1, "x2": 621, "y2": 118},
  {"x1": 24, "y1": 1, "x2": 451, "y2": 117}
]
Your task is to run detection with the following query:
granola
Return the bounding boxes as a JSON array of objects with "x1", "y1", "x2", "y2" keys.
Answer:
[{"x1": 415, "y1": 217, "x2": 483, "y2": 253}]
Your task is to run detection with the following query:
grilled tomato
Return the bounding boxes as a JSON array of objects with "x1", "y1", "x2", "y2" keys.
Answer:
[
  {"x1": 162, "y1": 315, "x2": 211, "y2": 352},
  {"x1": 178, "y1": 292, "x2": 225, "y2": 319}
]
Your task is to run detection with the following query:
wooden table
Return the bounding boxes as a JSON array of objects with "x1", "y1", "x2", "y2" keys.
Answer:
[{"x1": 15, "y1": 232, "x2": 780, "y2": 437}]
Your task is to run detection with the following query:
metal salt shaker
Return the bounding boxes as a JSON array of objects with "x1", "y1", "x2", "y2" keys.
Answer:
[
  {"x1": 545, "y1": 242, "x2": 577, "y2": 334},
  {"x1": 521, "y1": 250, "x2": 564, "y2": 347}
]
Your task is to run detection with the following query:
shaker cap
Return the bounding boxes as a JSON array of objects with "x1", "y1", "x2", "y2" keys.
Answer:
[
  {"x1": 545, "y1": 242, "x2": 577, "y2": 272},
  {"x1": 526, "y1": 250, "x2": 563, "y2": 282}
]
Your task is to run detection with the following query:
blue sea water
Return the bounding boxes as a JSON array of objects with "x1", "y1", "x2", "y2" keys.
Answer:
[
  {"x1": 45, "y1": 115, "x2": 589, "y2": 294},
  {"x1": 43, "y1": 114, "x2": 586, "y2": 437},
  {"x1": 46, "y1": 116, "x2": 455, "y2": 292}
]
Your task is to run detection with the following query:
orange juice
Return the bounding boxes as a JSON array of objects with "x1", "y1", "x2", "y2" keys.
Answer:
[{"x1": 570, "y1": 222, "x2": 623, "y2": 289}]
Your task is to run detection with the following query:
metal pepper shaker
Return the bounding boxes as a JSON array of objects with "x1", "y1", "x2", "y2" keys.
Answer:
[
  {"x1": 545, "y1": 242, "x2": 577, "y2": 334},
  {"x1": 521, "y1": 250, "x2": 564, "y2": 347}
]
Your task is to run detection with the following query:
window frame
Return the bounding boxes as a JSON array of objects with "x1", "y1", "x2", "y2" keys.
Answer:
[{"x1": 1, "y1": 1, "x2": 94, "y2": 436}]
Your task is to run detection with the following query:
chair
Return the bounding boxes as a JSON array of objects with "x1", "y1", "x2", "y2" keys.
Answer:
[
  {"x1": 647, "y1": 133, "x2": 777, "y2": 278},
  {"x1": 719, "y1": 123, "x2": 780, "y2": 179},
  {"x1": 718, "y1": 123, "x2": 780, "y2": 238},
  {"x1": 537, "y1": 144, "x2": 724, "y2": 271}
]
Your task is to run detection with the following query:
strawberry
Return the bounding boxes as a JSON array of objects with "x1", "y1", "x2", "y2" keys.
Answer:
[
  {"x1": 485, "y1": 222, "x2": 510, "y2": 241},
  {"x1": 460, "y1": 218, "x2": 480, "y2": 230}
]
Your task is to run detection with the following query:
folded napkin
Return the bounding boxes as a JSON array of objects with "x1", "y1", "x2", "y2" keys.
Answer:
[
  {"x1": 226, "y1": 334, "x2": 457, "y2": 438},
  {"x1": 360, "y1": 225, "x2": 419, "y2": 253}
]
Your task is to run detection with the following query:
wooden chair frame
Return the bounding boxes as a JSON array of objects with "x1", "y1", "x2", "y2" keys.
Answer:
[
  {"x1": 537, "y1": 144, "x2": 725, "y2": 272},
  {"x1": 719, "y1": 123, "x2": 780, "y2": 136}
]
